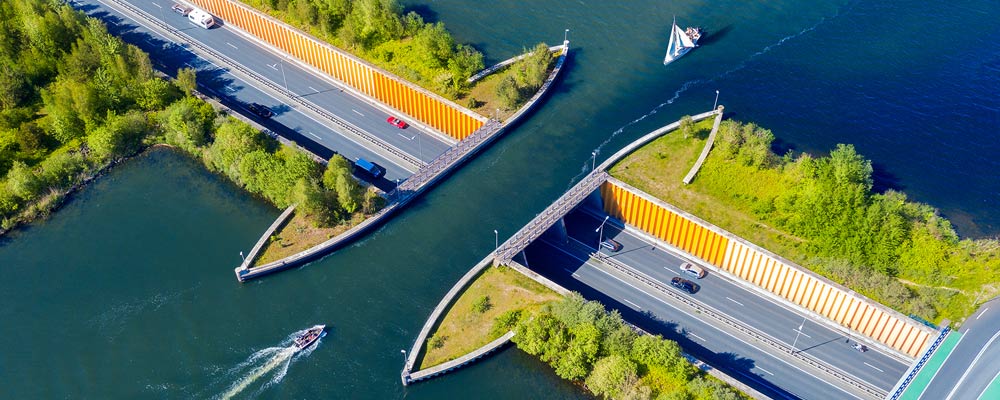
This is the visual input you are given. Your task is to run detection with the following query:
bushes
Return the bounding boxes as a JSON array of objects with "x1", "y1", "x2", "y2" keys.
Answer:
[
  {"x1": 509, "y1": 294, "x2": 744, "y2": 400},
  {"x1": 494, "y1": 43, "x2": 553, "y2": 110}
]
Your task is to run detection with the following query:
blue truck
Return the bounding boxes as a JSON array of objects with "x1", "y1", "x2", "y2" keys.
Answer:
[{"x1": 355, "y1": 158, "x2": 386, "y2": 179}]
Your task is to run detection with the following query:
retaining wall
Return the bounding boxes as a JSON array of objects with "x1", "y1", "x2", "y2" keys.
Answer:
[
  {"x1": 598, "y1": 178, "x2": 934, "y2": 358},
  {"x1": 186, "y1": 0, "x2": 486, "y2": 140}
]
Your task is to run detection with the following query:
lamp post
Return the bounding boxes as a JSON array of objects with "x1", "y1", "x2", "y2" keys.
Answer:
[
  {"x1": 791, "y1": 318, "x2": 806, "y2": 354},
  {"x1": 564, "y1": 28, "x2": 570, "y2": 43},
  {"x1": 493, "y1": 229, "x2": 499, "y2": 252},
  {"x1": 595, "y1": 215, "x2": 610, "y2": 251},
  {"x1": 279, "y1": 59, "x2": 290, "y2": 94},
  {"x1": 591, "y1": 150, "x2": 599, "y2": 171},
  {"x1": 239, "y1": 251, "x2": 245, "y2": 262},
  {"x1": 400, "y1": 349, "x2": 407, "y2": 364},
  {"x1": 713, "y1": 90, "x2": 720, "y2": 110}
]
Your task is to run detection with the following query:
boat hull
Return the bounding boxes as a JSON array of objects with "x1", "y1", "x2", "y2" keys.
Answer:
[{"x1": 293, "y1": 325, "x2": 326, "y2": 350}]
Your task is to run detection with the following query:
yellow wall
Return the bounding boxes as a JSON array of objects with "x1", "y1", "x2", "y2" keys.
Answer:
[
  {"x1": 600, "y1": 180, "x2": 932, "y2": 357},
  {"x1": 188, "y1": 0, "x2": 485, "y2": 140}
]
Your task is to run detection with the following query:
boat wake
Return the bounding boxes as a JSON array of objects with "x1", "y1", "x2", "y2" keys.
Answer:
[
  {"x1": 214, "y1": 329, "x2": 321, "y2": 400},
  {"x1": 568, "y1": 3, "x2": 856, "y2": 187}
]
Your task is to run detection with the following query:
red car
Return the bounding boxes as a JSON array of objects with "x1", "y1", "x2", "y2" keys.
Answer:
[{"x1": 386, "y1": 116, "x2": 407, "y2": 129}]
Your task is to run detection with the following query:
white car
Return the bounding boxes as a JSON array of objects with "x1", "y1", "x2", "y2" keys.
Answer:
[{"x1": 680, "y1": 262, "x2": 706, "y2": 279}]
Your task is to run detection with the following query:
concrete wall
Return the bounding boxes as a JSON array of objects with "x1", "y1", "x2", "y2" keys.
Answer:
[
  {"x1": 599, "y1": 178, "x2": 934, "y2": 358},
  {"x1": 187, "y1": 0, "x2": 486, "y2": 140}
]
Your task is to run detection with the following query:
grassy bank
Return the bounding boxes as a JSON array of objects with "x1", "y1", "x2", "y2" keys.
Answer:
[
  {"x1": 611, "y1": 119, "x2": 1000, "y2": 325},
  {"x1": 418, "y1": 264, "x2": 561, "y2": 369},
  {"x1": 254, "y1": 210, "x2": 368, "y2": 265}
]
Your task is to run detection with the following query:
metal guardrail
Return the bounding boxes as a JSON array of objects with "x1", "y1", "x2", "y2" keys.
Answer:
[
  {"x1": 593, "y1": 254, "x2": 887, "y2": 399},
  {"x1": 885, "y1": 326, "x2": 951, "y2": 400},
  {"x1": 103, "y1": 0, "x2": 426, "y2": 170},
  {"x1": 494, "y1": 170, "x2": 607, "y2": 263}
]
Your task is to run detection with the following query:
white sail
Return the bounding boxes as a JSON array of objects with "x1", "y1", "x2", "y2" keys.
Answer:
[{"x1": 664, "y1": 17, "x2": 697, "y2": 65}]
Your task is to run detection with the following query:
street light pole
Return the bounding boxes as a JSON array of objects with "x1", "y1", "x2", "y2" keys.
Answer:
[
  {"x1": 791, "y1": 318, "x2": 806, "y2": 354},
  {"x1": 591, "y1": 150, "x2": 599, "y2": 171},
  {"x1": 494, "y1": 229, "x2": 499, "y2": 251},
  {"x1": 713, "y1": 90, "x2": 720, "y2": 110},
  {"x1": 595, "y1": 215, "x2": 610, "y2": 251},
  {"x1": 564, "y1": 28, "x2": 569, "y2": 43},
  {"x1": 279, "y1": 60, "x2": 290, "y2": 94},
  {"x1": 239, "y1": 251, "x2": 245, "y2": 262}
]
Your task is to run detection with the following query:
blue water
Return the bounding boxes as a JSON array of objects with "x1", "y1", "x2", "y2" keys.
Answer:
[{"x1": 1, "y1": 1, "x2": 998, "y2": 399}]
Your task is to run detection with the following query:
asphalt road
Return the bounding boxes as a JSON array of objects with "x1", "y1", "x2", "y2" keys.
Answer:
[
  {"x1": 562, "y1": 209, "x2": 910, "y2": 390},
  {"x1": 919, "y1": 297, "x2": 1000, "y2": 399},
  {"x1": 523, "y1": 240, "x2": 868, "y2": 400},
  {"x1": 75, "y1": 0, "x2": 452, "y2": 185}
]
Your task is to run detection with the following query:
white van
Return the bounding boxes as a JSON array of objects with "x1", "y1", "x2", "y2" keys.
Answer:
[{"x1": 187, "y1": 9, "x2": 215, "y2": 29}]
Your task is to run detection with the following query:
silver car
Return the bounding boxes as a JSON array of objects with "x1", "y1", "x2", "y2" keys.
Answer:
[{"x1": 680, "y1": 262, "x2": 706, "y2": 279}]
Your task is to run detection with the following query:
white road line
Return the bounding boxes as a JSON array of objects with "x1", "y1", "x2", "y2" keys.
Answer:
[
  {"x1": 946, "y1": 329, "x2": 1000, "y2": 400},
  {"x1": 923, "y1": 331, "x2": 967, "y2": 398},
  {"x1": 975, "y1": 368, "x2": 1000, "y2": 400},
  {"x1": 976, "y1": 307, "x2": 989, "y2": 320},
  {"x1": 268, "y1": 63, "x2": 278, "y2": 70},
  {"x1": 757, "y1": 367, "x2": 774, "y2": 376},
  {"x1": 624, "y1": 299, "x2": 641, "y2": 309},
  {"x1": 152, "y1": 2, "x2": 161, "y2": 7},
  {"x1": 863, "y1": 362, "x2": 884, "y2": 373},
  {"x1": 306, "y1": 132, "x2": 322, "y2": 140},
  {"x1": 795, "y1": 329, "x2": 811, "y2": 338},
  {"x1": 398, "y1": 133, "x2": 415, "y2": 140},
  {"x1": 226, "y1": 42, "x2": 238, "y2": 49},
  {"x1": 726, "y1": 297, "x2": 745, "y2": 306},
  {"x1": 689, "y1": 332, "x2": 706, "y2": 341},
  {"x1": 308, "y1": 86, "x2": 319, "y2": 93},
  {"x1": 352, "y1": 109, "x2": 364, "y2": 117}
]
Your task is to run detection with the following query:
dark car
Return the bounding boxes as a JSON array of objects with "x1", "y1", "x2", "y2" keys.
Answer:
[
  {"x1": 386, "y1": 116, "x2": 407, "y2": 129},
  {"x1": 670, "y1": 277, "x2": 699, "y2": 294},
  {"x1": 247, "y1": 103, "x2": 274, "y2": 119},
  {"x1": 355, "y1": 158, "x2": 386, "y2": 179},
  {"x1": 600, "y1": 239, "x2": 623, "y2": 252},
  {"x1": 171, "y1": 3, "x2": 193, "y2": 16}
]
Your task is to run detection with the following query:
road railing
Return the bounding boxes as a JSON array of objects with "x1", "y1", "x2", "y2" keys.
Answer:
[
  {"x1": 594, "y1": 253, "x2": 888, "y2": 399},
  {"x1": 101, "y1": 0, "x2": 425, "y2": 170}
]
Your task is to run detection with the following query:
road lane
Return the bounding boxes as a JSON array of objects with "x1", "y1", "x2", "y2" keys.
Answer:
[
  {"x1": 920, "y1": 298, "x2": 1000, "y2": 399},
  {"x1": 560, "y1": 208, "x2": 909, "y2": 390}
]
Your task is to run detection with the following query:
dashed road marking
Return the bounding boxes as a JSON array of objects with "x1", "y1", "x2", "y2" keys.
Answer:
[
  {"x1": 308, "y1": 86, "x2": 319, "y2": 93},
  {"x1": 863, "y1": 362, "x2": 884, "y2": 373},
  {"x1": 352, "y1": 109, "x2": 364, "y2": 117},
  {"x1": 152, "y1": 2, "x2": 161, "y2": 8},
  {"x1": 795, "y1": 329, "x2": 811, "y2": 338},
  {"x1": 399, "y1": 133, "x2": 415, "y2": 140},
  {"x1": 268, "y1": 63, "x2": 278, "y2": 70},
  {"x1": 689, "y1": 332, "x2": 706, "y2": 341},
  {"x1": 757, "y1": 367, "x2": 774, "y2": 376},
  {"x1": 623, "y1": 299, "x2": 641, "y2": 309},
  {"x1": 306, "y1": 132, "x2": 322, "y2": 140},
  {"x1": 226, "y1": 42, "x2": 238, "y2": 49},
  {"x1": 726, "y1": 297, "x2": 745, "y2": 306},
  {"x1": 977, "y1": 307, "x2": 990, "y2": 320}
]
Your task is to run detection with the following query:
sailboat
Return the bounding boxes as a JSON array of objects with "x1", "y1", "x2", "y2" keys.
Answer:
[{"x1": 663, "y1": 17, "x2": 702, "y2": 65}]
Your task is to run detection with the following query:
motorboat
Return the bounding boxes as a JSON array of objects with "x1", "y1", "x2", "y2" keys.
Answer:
[{"x1": 293, "y1": 325, "x2": 326, "y2": 350}]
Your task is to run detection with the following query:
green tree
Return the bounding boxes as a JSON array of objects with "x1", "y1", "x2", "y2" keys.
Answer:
[
  {"x1": 585, "y1": 355, "x2": 638, "y2": 399},
  {"x1": 554, "y1": 322, "x2": 601, "y2": 380},
  {"x1": 292, "y1": 177, "x2": 338, "y2": 227},
  {"x1": 414, "y1": 22, "x2": 454, "y2": 67},
  {"x1": 448, "y1": 44, "x2": 484, "y2": 92},
  {"x1": 208, "y1": 117, "x2": 267, "y2": 181},
  {"x1": 6, "y1": 160, "x2": 42, "y2": 201},
  {"x1": 495, "y1": 75, "x2": 519, "y2": 110},
  {"x1": 679, "y1": 115, "x2": 694, "y2": 139},
  {"x1": 162, "y1": 96, "x2": 216, "y2": 150},
  {"x1": 87, "y1": 111, "x2": 149, "y2": 160},
  {"x1": 39, "y1": 151, "x2": 86, "y2": 189},
  {"x1": 175, "y1": 67, "x2": 198, "y2": 96},
  {"x1": 472, "y1": 295, "x2": 492, "y2": 314},
  {"x1": 0, "y1": 185, "x2": 19, "y2": 217},
  {"x1": 323, "y1": 154, "x2": 361, "y2": 213}
]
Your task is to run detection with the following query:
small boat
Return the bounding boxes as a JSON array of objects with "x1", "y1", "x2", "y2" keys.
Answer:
[
  {"x1": 664, "y1": 16, "x2": 702, "y2": 65},
  {"x1": 293, "y1": 325, "x2": 326, "y2": 351}
]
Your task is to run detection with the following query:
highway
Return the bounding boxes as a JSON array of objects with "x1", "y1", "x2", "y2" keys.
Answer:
[
  {"x1": 75, "y1": 0, "x2": 454, "y2": 185},
  {"x1": 919, "y1": 297, "x2": 1000, "y2": 399},
  {"x1": 519, "y1": 207, "x2": 913, "y2": 398}
]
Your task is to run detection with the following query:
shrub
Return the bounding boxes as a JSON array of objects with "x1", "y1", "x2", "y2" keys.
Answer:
[{"x1": 472, "y1": 295, "x2": 492, "y2": 314}]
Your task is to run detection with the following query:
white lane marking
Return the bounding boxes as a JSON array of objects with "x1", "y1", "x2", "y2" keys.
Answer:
[
  {"x1": 539, "y1": 241, "x2": 867, "y2": 400},
  {"x1": 975, "y1": 368, "x2": 1000, "y2": 400},
  {"x1": 308, "y1": 86, "x2": 319, "y2": 93},
  {"x1": 226, "y1": 42, "x2": 238, "y2": 49},
  {"x1": 726, "y1": 297, "x2": 745, "y2": 306},
  {"x1": 268, "y1": 63, "x2": 278, "y2": 70},
  {"x1": 946, "y1": 329, "x2": 1000, "y2": 400},
  {"x1": 976, "y1": 307, "x2": 989, "y2": 320},
  {"x1": 794, "y1": 329, "x2": 811, "y2": 338},
  {"x1": 623, "y1": 299, "x2": 641, "y2": 309},
  {"x1": 399, "y1": 133, "x2": 415, "y2": 140},
  {"x1": 863, "y1": 362, "x2": 884, "y2": 373},
  {"x1": 152, "y1": 2, "x2": 161, "y2": 8},
  {"x1": 689, "y1": 332, "x2": 706, "y2": 341},
  {"x1": 306, "y1": 132, "x2": 322, "y2": 140},
  {"x1": 757, "y1": 367, "x2": 774, "y2": 376},
  {"x1": 352, "y1": 109, "x2": 364, "y2": 117},
  {"x1": 923, "y1": 332, "x2": 967, "y2": 397},
  {"x1": 563, "y1": 268, "x2": 579, "y2": 278}
]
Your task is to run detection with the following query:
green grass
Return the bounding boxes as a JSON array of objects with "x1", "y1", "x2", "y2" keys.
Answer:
[{"x1": 417, "y1": 265, "x2": 561, "y2": 370}]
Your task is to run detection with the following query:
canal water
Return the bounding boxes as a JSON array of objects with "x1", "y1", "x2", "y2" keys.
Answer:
[{"x1": 1, "y1": 0, "x2": 997, "y2": 398}]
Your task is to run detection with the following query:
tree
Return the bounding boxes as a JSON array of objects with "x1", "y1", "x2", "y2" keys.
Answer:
[
  {"x1": 6, "y1": 161, "x2": 42, "y2": 201},
  {"x1": 162, "y1": 96, "x2": 216, "y2": 150},
  {"x1": 554, "y1": 322, "x2": 601, "y2": 380},
  {"x1": 87, "y1": 111, "x2": 149, "y2": 161},
  {"x1": 208, "y1": 117, "x2": 267, "y2": 180},
  {"x1": 291, "y1": 177, "x2": 338, "y2": 227},
  {"x1": 448, "y1": 44, "x2": 484, "y2": 92},
  {"x1": 495, "y1": 75, "x2": 520, "y2": 110},
  {"x1": 0, "y1": 65, "x2": 28, "y2": 110},
  {"x1": 414, "y1": 22, "x2": 454, "y2": 67},
  {"x1": 39, "y1": 151, "x2": 86, "y2": 189},
  {"x1": 175, "y1": 67, "x2": 197, "y2": 96},
  {"x1": 323, "y1": 154, "x2": 361, "y2": 213},
  {"x1": 679, "y1": 115, "x2": 694, "y2": 139},
  {"x1": 472, "y1": 295, "x2": 492, "y2": 313},
  {"x1": 585, "y1": 355, "x2": 638, "y2": 399}
]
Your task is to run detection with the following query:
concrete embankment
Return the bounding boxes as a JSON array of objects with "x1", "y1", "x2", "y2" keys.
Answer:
[
  {"x1": 682, "y1": 107, "x2": 724, "y2": 184},
  {"x1": 235, "y1": 43, "x2": 571, "y2": 282}
]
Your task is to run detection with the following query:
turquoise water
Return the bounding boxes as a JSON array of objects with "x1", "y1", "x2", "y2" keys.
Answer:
[{"x1": 2, "y1": 0, "x2": 999, "y2": 398}]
